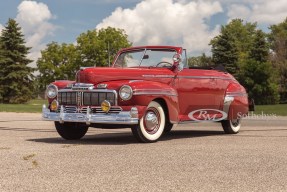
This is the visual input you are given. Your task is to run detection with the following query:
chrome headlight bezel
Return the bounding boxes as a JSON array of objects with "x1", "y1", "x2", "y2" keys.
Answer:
[
  {"x1": 119, "y1": 85, "x2": 133, "y2": 100},
  {"x1": 46, "y1": 84, "x2": 58, "y2": 99}
]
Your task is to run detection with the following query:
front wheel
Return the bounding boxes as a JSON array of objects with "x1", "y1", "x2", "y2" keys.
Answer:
[
  {"x1": 55, "y1": 122, "x2": 89, "y2": 140},
  {"x1": 131, "y1": 101, "x2": 166, "y2": 143},
  {"x1": 221, "y1": 119, "x2": 241, "y2": 134}
]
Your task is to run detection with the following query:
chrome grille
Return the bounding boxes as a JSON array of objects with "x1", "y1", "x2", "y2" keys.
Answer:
[
  {"x1": 58, "y1": 91, "x2": 116, "y2": 106},
  {"x1": 83, "y1": 92, "x2": 115, "y2": 106},
  {"x1": 58, "y1": 92, "x2": 77, "y2": 105}
]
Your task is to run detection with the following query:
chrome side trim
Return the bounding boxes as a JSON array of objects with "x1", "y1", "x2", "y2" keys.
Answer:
[
  {"x1": 142, "y1": 75, "x2": 175, "y2": 78},
  {"x1": 226, "y1": 92, "x2": 248, "y2": 97},
  {"x1": 178, "y1": 76, "x2": 235, "y2": 81},
  {"x1": 42, "y1": 104, "x2": 138, "y2": 125},
  {"x1": 223, "y1": 96, "x2": 234, "y2": 118},
  {"x1": 133, "y1": 89, "x2": 177, "y2": 96}
]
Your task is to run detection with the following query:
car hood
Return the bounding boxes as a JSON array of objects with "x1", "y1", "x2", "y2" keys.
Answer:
[{"x1": 76, "y1": 67, "x2": 175, "y2": 85}]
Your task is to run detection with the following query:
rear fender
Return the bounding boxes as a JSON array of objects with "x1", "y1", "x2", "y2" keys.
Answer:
[{"x1": 224, "y1": 83, "x2": 249, "y2": 120}]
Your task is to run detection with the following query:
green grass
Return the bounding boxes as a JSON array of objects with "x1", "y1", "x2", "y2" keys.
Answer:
[
  {"x1": 0, "y1": 99, "x2": 47, "y2": 113},
  {"x1": 254, "y1": 104, "x2": 287, "y2": 116}
]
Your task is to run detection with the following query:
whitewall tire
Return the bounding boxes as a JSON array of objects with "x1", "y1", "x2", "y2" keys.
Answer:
[
  {"x1": 221, "y1": 119, "x2": 241, "y2": 134},
  {"x1": 131, "y1": 101, "x2": 165, "y2": 143}
]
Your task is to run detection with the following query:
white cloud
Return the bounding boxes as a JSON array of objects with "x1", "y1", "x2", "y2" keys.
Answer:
[
  {"x1": 16, "y1": 1, "x2": 56, "y2": 66},
  {"x1": 96, "y1": 0, "x2": 223, "y2": 54},
  {"x1": 0, "y1": 23, "x2": 3, "y2": 35},
  {"x1": 227, "y1": 4, "x2": 251, "y2": 22},
  {"x1": 226, "y1": 0, "x2": 287, "y2": 24}
]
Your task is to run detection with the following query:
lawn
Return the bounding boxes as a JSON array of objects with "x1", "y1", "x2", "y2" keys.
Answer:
[
  {"x1": 0, "y1": 99, "x2": 47, "y2": 113},
  {"x1": 254, "y1": 104, "x2": 287, "y2": 116}
]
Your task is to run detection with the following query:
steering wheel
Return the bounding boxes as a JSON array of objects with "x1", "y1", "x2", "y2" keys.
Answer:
[{"x1": 155, "y1": 61, "x2": 173, "y2": 67}]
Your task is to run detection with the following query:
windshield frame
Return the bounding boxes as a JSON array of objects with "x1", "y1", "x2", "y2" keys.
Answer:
[{"x1": 113, "y1": 48, "x2": 179, "y2": 68}]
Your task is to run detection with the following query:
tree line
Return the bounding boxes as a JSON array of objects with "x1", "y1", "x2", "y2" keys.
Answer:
[
  {"x1": 190, "y1": 18, "x2": 287, "y2": 104},
  {"x1": 0, "y1": 18, "x2": 286, "y2": 104}
]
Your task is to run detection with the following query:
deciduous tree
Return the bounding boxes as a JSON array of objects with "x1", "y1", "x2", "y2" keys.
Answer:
[{"x1": 269, "y1": 18, "x2": 287, "y2": 103}]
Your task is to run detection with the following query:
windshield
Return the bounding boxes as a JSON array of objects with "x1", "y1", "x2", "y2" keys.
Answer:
[{"x1": 114, "y1": 49, "x2": 177, "y2": 68}]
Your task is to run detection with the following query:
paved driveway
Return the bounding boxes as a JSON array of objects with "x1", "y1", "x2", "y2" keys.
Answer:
[{"x1": 0, "y1": 112, "x2": 287, "y2": 191}]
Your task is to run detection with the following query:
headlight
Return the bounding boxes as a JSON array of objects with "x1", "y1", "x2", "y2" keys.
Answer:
[
  {"x1": 119, "y1": 85, "x2": 133, "y2": 100},
  {"x1": 46, "y1": 84, "x2": 58, "y2": 99}
]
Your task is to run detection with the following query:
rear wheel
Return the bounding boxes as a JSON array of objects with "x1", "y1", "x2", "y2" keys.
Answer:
[
  {"x1": 55, "y1": 122, "x2": 89, "y2": 140},
  {"x1": 131, "y1": 101, "x2": 165, "y2": 143},
  {"x1": 221, "y1": 119, "x2": 241, "y2": 134}
]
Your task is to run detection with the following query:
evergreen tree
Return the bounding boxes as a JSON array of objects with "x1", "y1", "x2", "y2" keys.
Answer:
[
  {"x1": 210, "y1": 29, "x2": 238, "y2": 75},
  {"x1": 0, "y1": 18, "x2": 34, "y2": 103},
  {"x1": 250, "y1": 30, "x2": 269, "y2": 63}
]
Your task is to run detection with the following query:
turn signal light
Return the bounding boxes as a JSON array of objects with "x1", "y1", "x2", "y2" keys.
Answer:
[
  {"x1": 50, "y1": 100, "x2": 59, "y2": 111},
  {"x1": 101, "y1": 100, "x2": 111, "y2": 113}
]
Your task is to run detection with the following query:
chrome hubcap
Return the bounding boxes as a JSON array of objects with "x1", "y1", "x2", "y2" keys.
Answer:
[{"x1": 144, "y1": 108, "x2": 160, "y2": 134}]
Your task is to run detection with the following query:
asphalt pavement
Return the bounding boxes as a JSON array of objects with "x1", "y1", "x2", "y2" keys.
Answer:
[{"x1": 0, "y1": 112, "x2": 287, "y2": 192}]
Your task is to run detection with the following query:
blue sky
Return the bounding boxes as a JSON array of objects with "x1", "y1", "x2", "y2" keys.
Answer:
[
  {"x1": 0, "y1": 0, "x2": 142, "y2": 43},
  {"x1": 0, "y1": 0, "x2": 286, "y2": 64}
]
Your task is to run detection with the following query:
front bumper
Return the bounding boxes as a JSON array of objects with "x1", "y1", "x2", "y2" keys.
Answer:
[{"x1": 42, "y1": 105, "x2": 139, "y2": 125}]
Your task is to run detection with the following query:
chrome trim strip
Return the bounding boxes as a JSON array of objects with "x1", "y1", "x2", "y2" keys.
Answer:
[
  {"x1": 133, "y1": 89, "x2": 177, "y2": 96},
  {"x1": 142, "y1": 75, "x2": 175, "y2": 78},
  {"x1": 178, "y1": 76, "x2": 234, "y2": 80},
  {"x1": 42, "y1": 104, "x2": 138, "y2": 125},
  {"x1": 226, "y1": 92, "x2": 248, "y2": 97},
  {"x1": 178, "y1": 121, "x2": 200, "y2": 124},
  {"x1": 142, "y1": 75, "x2": 235, "y2": 80}
]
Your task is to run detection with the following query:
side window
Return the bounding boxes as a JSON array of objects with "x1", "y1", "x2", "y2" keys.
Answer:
[
  {"x1": 140, "y1": 49, "x2": 176, "y2": 67},
  {"x1": 114, "y1": 50, "x2": 144, "y2": 67}
]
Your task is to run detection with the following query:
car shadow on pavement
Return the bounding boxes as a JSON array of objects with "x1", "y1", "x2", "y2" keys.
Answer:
[{"x1": 27, "y1": 129, "x2": 225, "y2": 145}]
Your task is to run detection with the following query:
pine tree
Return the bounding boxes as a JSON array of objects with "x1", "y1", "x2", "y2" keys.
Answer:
[
  {"x1": 0, "y1": 18, "x2": 34, "y2": 103},
  {"x1": 210, "y1": 30, "x2": 238, "y2": 75}
]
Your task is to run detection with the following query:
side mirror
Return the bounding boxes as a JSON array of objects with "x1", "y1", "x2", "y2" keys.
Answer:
[
  {"x1": 172, "y1": 53, "x2": 183, "y2": 72},
  {"x1": 173, "y1": 53, "x2": 181, "y2": 63}
]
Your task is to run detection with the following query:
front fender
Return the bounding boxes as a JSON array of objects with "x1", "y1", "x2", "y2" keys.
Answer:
[{"x1": 129, "y1": 81, "x2": 179, "y2": 123}]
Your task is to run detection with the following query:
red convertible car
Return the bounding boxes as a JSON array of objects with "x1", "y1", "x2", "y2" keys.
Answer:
[{"x1": 43, "y1": 46, "x2": 249, "y2": 143}]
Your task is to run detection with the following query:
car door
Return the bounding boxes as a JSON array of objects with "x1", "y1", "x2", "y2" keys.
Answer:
[{"x1": 175, "y1": 68, "x2": 222, "y2": 121}]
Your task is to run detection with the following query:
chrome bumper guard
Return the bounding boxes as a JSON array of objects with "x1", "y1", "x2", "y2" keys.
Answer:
[{"x1": 42, "y1": 105, "x2": 138, "y2": 125}]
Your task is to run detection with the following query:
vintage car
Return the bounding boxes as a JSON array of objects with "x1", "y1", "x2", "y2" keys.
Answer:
[{"x1": 42, "y1": 46, "x2": 249, "y2": 143}]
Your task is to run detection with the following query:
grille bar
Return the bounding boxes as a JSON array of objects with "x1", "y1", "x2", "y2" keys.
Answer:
[{"x1": 57, "y1": 106, "x2": 122, "y2": 114}]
